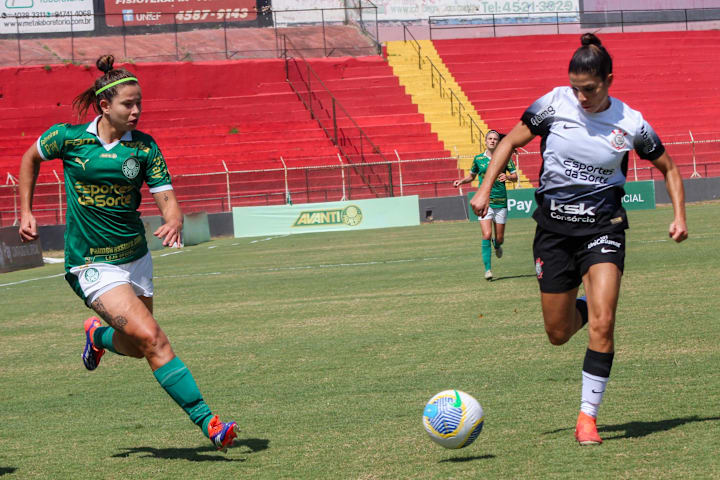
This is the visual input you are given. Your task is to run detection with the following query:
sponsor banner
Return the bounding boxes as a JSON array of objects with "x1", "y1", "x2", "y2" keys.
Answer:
[
  {"x1": 466, "y1": 181, "x2": 655, "y2": 221},
  {"x1": 233, "y1": 196, "x2": 420, "y2": 238},
  {"x1": 0, "y1": 227, "x2": 44, "y2": 273},
  {"x1": 0, "y1": 0, "x2": 94, "y2": 34},
  {"x1": 183, "y1": 211, "x2": 210, "y2": 246},
  {"x1": 467, "y1": 188, "x2": 537, "y2": 221},
  {"x1": 104, "y1": 0, "x2": 256, "y2": 27},
  {"x1": 621, "y1": 180, "x2": 655, "y2": 211},
  {"x1": 272, "y1": 0, "x2": 579, "y2": 23}
]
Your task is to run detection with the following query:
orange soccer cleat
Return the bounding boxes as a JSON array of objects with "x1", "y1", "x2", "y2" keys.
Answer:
[
  {"x1": 208, "y1": 415, "x2": 239, "y2": 452},
  {"x1": 575, "y1": 411, "x2": 602, "y2": 446},
  {"x1": 82, "y1": 316, "x2": 105, "y2": 371}
]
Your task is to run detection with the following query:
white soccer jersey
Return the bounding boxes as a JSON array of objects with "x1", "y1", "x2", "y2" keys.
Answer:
[{"x1": 521, "y1": 86, "x2": 665, "y2": 236}]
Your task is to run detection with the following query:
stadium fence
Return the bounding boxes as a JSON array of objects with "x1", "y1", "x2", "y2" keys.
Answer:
[
  {"x1": 427, "y1": 8, "x2": 720, "y2": 40},
  {"x1": 1, "y1": 3, "x2": 380, "y2": 65},
  {"x1": 2, "y1": 133, "x2": 717, "y2": 227}
]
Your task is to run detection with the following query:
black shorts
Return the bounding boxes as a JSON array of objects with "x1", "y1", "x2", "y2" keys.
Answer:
[{"x1": 533, "y1": 227, "x2": 625, "y2": 293}]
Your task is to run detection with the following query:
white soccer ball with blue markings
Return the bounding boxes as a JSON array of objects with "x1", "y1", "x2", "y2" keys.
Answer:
[{"x1": 423, "y1": 390, "x2": 484, "y2": 449}]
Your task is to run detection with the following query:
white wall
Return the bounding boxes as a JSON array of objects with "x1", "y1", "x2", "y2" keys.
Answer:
[
  {"x1": 272, "y1": 0, "x2": 581, "y2": 23},
  {"x1": 584, "y1": 0, "x2": 720, "y2": 10}
]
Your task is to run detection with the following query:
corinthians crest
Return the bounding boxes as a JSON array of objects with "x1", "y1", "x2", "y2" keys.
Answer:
[{"x1": 609, "y1": 129, "x2": 627, "y2": 150}]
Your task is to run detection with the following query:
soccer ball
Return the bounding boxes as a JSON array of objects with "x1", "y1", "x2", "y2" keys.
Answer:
[{"x1": 423, "y1": 390, "x2": 484, "y2": 449}]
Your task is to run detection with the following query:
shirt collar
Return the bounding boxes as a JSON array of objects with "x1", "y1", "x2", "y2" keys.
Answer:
[{"x1": 86, "y1": 116, "x2": 133, "y2": 141}]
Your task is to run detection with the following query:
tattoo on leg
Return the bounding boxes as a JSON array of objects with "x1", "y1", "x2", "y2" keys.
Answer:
[{"x1": 91, "y1": 298, "x2": 129, "y2": 332}]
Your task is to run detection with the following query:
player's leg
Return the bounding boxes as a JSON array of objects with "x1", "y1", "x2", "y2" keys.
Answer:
[
  {"x1": 540, "y1": 289, "x2": 584, "y2": 345},
  {"x1": 574, "y1": 262, "x2": 622, "y2": 445},
  {"x1": 90, "y1": 284, "x2": 174, "y2": 368},
  {"x1": 492, "y1": 208, "x2": 507, "y2": 258},
  {"x1": 534, "y1": 227, "x2": 587, "y2": 345},
  {"x1": 480, "y1": 214, "x2": 493, "y2": 279},
  {"x1": 87, "y1": 294, "x2": 155, "y2": 360},
  {"x1": 91, "y1": 285, "x2": 238, "y2": 449}
]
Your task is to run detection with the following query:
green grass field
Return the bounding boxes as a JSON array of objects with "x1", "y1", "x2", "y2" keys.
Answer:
[{"x1": 1, "y1": 203, "x2": 719, "y2": 479}]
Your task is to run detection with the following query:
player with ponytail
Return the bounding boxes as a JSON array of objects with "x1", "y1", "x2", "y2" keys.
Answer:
[
  {"x1": 471, "y1": 33, "x2": 687, "y2": 445},
  {"x1": 19, "y1": 55, "x2": 240, "y2": 451}
]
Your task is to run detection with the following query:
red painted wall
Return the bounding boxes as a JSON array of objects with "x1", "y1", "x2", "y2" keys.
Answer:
[{"x1": 0, "y1": 59, "x2": 287, "y2": 108}]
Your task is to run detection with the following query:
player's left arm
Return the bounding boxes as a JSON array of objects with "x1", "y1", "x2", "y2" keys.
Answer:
[
  {"x1": 500, "y1": 158, "x2": 518, "y2": 183},
  {"x1": 651, "y1": 151, "x2": 688, "y2": 243},
  {"x1": 153, "y1": 189, "x2": 183, "y2": 247}
]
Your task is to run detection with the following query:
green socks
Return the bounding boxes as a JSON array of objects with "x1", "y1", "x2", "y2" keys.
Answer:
[
  {"x1": 93, "y1": 326, "x2": 123, "y2": 355},
  {"x1": 493, "y1": 239, "x2": 502, "y2": 250},
  {"x1": 92, "y1": 328, "x2": 214, "y2": 437},
  {"x1": 153, "y1": 357, "x2": 214, "y2": 437},
  {"x1": 481, "y1": 239, "x2": 492, "y2": 271}
]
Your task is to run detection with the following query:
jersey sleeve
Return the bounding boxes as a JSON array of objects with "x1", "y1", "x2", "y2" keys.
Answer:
[
  {"x1": 520, "y1": 89, "x2": 557, "y2": 136},
  {"x1": 145, "y1": 139, "x2": 173, "y2": 193},
  {"x1": 470, "y1": 157, "x2": 480, "y2": 175},
  {"x1": 633, "y1": 118, "x2": 665, "y2": 161},
  {"x1": 36, "y1": 123, "x2": 69, "y2": 161},
  {"x1": 506, "y1": 157, "x2": 517, "y2": 174}
]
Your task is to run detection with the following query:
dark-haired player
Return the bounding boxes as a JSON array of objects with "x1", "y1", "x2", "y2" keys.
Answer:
[
  {"x1": 471, "y1": 33, "x2": 687, "y2": 445},
  {"x1": 18, "y1": 55, "x2": 239, "y2": 451}
]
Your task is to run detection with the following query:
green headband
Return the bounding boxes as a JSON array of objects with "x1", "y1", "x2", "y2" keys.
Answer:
[{"x1": 95, "y1": 77, "x2": 138, "y2": 96}]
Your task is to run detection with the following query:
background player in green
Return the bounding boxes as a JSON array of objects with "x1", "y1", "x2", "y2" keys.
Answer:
[
  {"x1": 17, "y1": 55, "x2": 239, "y2": 451},
  {"x1": 454, "y1": 130, "x2": 517, "y2": 280}
]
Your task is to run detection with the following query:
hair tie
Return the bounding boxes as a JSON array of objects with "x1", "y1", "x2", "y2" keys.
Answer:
[{"x1": 95, "y1": 77, "x2": 138, "y2": 95}]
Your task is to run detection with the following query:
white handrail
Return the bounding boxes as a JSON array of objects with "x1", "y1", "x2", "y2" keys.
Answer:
[
  {"x1": 222, "y1": 160, "x2": 232, "y2": 210},
  {"x1": 337, "y1": 153, "x2": 346, "y2": 201},
  {"x1": 394, "y1": 149, "x2": 404, "y2": 197},
  {"x1": 279, "y1": 156, "x2": 291, "y2": 204}
]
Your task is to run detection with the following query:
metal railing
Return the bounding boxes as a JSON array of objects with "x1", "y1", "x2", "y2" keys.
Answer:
[
  {"x1": 1, "y1": 4, "x2": 380, "y2": 66},
  {"x1": 3, "y1": 133, "x2": 717, "y2": 227},
  {"x1": 282, "y1": 34, "x2": 392, "y2": 198},
  {"x1": 403, "y1": 24, "x2": 484, "y2": 147},
  {"x1": 428, "y1": 8, "x2": 720, "y2": 39},
  {"x1": 0, "y1": 156, "x2": 461, "y2": 227}
]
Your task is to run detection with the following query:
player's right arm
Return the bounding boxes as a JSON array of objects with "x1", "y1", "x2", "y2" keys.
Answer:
[
  {"x1": 19, "y1": 123, "x2": 67, "y2": 242},
  {"x1": 471, "y1": 122, "x2": 535, "y2": 216},
  {"x1": 18, "y1": 144, "x2": 45, "y2": 242},
  {"x1": 453, "y1": 172, "x2": 477, "y2": 188}
]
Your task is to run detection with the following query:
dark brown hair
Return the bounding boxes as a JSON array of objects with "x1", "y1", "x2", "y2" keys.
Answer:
[
  {"x1": 568, "y1": 33, "x2": 613, "y2": 80},
  {"x1": 72, "y1": 55, "x2": 139, "y2": 119}
]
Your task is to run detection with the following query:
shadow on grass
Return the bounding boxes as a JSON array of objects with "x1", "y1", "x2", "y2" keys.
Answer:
[
  {"x1": 544, "y1": 415, "x2": 720, "y2": 440},
  {"x1": 0, "y1": 468, "x2": 17, "y2": 476},
  {"x1": 440, "y1": 454, "x2": 496, "y2": 463},
  {"x1": 490, "y1": 274, "x2": 536, "y2": 283},
  {"x1": 112, "y1": 438, "x2": 269, "y2": 462}
]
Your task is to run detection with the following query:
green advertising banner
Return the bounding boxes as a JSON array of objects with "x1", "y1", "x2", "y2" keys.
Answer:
[
  {"x1": 233, "y1": 196, "x2": 421, "y2": 238},
  {"x1": 466, "y1": 188, "x2": 538, "y2": 221},
  {"x1": 466, "y1": 181, "x2": 655, "y2": 221},
  {"x1": 144, "y1": 212, "x2": 212, "y2": 249},
  {"x1": 621, "y1": 181, "x2": 656, "y2": 210}
]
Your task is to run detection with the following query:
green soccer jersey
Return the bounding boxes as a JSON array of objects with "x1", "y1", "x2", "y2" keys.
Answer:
[
  {"x1": 36, "y1": 118, "x2": 172, "y2": 270},
  {"x1": 470, "y1": 153, "x2": 517, "y2": 208}
]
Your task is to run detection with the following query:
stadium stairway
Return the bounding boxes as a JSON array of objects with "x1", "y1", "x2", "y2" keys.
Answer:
[
  {"x1": 298, "y1": 56, "x2": 461, "y2": 198},
  {"x1": 384, "y1": 39, "x2": 532, "y2": 189},
  {"x1": 432, "y1": 31, "x2": 720, "y2": 184}
]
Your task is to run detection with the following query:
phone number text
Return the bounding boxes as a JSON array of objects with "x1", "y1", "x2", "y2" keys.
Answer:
[
  {"x1": 175, "y1": 8, "x2": 249, "y2": 22},
  {"x1": 479, "y1": 1, "x2": 576, "y2": 14}
]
